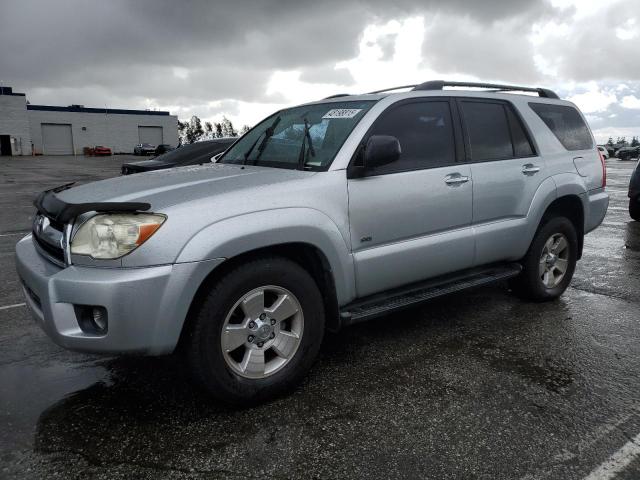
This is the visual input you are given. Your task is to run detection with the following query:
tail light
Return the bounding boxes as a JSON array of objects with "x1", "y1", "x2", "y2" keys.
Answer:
[{"x1": 597, "y1": 149, "x2": 607, "y2": 188}]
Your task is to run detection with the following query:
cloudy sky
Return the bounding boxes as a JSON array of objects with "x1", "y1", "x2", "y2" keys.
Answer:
[{"x1": 1, "y1": 0, "x2": 639, "y2": 142}]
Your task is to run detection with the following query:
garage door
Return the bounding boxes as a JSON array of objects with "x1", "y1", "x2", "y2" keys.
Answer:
[
  {"x1": 42, "y1": 124, "x2": 73, "y2": 155},
  {"x1": 138, "y1": 126, "x2": 163, "y2": 146}
]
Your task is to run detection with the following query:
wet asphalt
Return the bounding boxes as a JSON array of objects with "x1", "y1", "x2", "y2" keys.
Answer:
[{"x1": 0, "y1": 155, "x2": 639, "y2": 479}]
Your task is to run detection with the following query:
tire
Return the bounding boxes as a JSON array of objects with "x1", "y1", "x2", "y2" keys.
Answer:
[
  {"x1": 186, "y1": 256, "x2": 325, "y2": 405},
  {"x1": 630, "y1": 197, "x2": 640, "y2": 221},
  {"x1": 511, "y1": 216, "x2": 578, "y2": 302}
]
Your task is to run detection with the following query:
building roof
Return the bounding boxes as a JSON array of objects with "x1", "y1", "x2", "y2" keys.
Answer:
[
  {"x1": 0, "y1": 86, "x2": 26, "y2": 96},
  {"x1": 26, "y1": 104, "x2": 172, "y2": 116}
]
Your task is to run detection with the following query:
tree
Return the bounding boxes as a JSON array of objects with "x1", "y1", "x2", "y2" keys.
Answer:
[
  {"x1": 177, "y1": 120, "x2": 188, "y2": 145},
  {"x1": 185, "y1": 115, "x2": 204, "y2": 144},
  {"x1": 214, "y1": 122, "x2": 224, "y2": 138},
  {"x1": 240, "y1": 125, "x2": 251, "y2": 135},
  {"x1": 606, "y1": 137, "x2": 614, "y2": 147},
  {"x1": 220, "y1": 116, "x2": 237, "y2": 137},
  {"x1": 631, "y1": 136, "x2": 639, "y2": 147}
]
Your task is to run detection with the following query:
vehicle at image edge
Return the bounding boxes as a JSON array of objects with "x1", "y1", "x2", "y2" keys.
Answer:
[
  {"x1": 121, "y1": 138, "x2": 236, "y2": 175},
  {"x1": 133, "y1": 143, "x2": 156, "y2": 155},
  {"x1": 597, "y1": 145, "x2": 609, "y2": 159},
  {"x1": 616, "y1": 146, "x2": 640, "y2": 161},
  {"x1": 629, "y1": 159, "x2": 640, "y2": 220},
  {"x1": 16, "y1": 80, "x2": 609, "y2": 405},
  {"x1": 155, "y1": 144, "x2": 175, "y2": 155}
]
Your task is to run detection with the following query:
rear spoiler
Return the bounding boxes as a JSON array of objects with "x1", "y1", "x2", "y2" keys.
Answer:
[{"x1": 34, "y1": 183, "x2": 151, "y2": 224}]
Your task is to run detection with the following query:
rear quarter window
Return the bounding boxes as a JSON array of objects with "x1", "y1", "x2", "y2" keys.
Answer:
[{"x1": 529, "y1": 103, "x2": 593, "y2": 151}]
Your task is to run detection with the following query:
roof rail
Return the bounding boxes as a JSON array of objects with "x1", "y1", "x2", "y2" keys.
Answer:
[
  {"x1": 323, "y1": 93, "x2": 351, "y2": 99},
  {"x1": 367, "y1": 85, "x2": 418, "y2": 94},
  {"x1": 412, "y1": 80, "x2": 560, "y2": 99}
]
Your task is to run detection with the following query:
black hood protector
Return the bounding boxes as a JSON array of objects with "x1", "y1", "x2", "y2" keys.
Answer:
[{"x1": 34, "y1": 183, "x2": 151, "y2": 224}]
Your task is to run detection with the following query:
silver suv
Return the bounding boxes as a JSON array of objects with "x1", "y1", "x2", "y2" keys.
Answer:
[{"x1": 16, "y1": 81, "x2": 609, "y2": 403}]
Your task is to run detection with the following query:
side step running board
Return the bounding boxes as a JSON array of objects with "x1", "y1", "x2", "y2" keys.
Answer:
[{"x1": 340, "y1": 263, "x2": 522, "y2": 326}]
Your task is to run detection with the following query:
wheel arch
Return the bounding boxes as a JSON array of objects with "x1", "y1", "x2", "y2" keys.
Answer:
[
  {"x1": 539, "y1": 194, "x2": 585, "y2": 259},
  {"x1": 176, "y1": 241, "x2": 344, "y2": 353}
]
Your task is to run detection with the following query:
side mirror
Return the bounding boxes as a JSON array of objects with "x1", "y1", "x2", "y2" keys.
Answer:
[{"x1": 347, "y1": 135, "x2": 401, "y2": 178}]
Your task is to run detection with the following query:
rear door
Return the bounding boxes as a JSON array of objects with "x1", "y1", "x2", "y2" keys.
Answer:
[
  {"x1": 347, "y1": 98, "x2": 474, "y2": 297},
  {"x1": 457, "y1": 98, "x2": 544, "y2": 265}
]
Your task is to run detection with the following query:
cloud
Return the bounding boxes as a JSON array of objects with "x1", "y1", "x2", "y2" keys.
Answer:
[
  {"x1": 621, "y1": 95, "x2": 640, "y2": 109},
  {"x1": 568, "y1": 85, "x2": 617, "y2": 113},
  {"x1": 0, "y1": 0, "x2": 637, "y2": 138}
]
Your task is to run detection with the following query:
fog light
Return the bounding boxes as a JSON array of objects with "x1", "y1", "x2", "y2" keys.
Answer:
[
  {"x1": 75, "y1": 305, "x2": 108, "y2": 335},
  {"x1": 92, "y1": 307, "x2": 107, "y2": 331}
]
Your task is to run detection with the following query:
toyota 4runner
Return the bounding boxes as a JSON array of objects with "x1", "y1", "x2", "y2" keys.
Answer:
[{"x1": 16, "y1": 80, "x2": 609, "y2": 404}]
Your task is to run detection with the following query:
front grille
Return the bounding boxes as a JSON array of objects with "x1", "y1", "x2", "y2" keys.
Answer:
[
  {"x1": 32, "y1": 213, "x2": 66, "y2": 266},
  {"x1": 33, "y1": 233, "x2": 65, "y2": 264}
]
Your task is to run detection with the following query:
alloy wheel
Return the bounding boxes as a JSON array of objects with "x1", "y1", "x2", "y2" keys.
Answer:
[{"x1": 220, "y1": 285, "x2": 304, "y2": 379}]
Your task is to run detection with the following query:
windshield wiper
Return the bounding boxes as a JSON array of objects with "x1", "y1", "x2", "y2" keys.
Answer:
[
  {"x1": 242, "y1": 115, "x2": 281, "y2": 165},
  {"x1": 297, "y1": 118, "x2": 315, "y2": 170}
]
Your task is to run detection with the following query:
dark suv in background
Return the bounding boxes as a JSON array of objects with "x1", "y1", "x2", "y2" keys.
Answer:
[{"x1": 121, "y1": 138, "x2": 235, "y2": 175}]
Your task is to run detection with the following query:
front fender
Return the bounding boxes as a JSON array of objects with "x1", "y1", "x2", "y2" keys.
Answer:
[{"x1": 176, "y1": 208, "x2": 356, "y2": 305}]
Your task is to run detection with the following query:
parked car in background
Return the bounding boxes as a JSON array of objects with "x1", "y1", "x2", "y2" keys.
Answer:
[
  {"x1": 93, "y1": 145, "x2": 112, "y2": 156},
  {"x1": 629, "y1": 160, "x2": 640, "y2": 220},
  {"x1": 616, "y1": 146, "x2": 640, "y2": 161},
  {"x1": 121, "y1": 138, "x2": 235, "y2": 175},
  {"x1": 155, "y1": 144, "x2": 174, "y2": 155},
  {"x1": 16, "y1": 80, "x2": 608, "y2": 404},
  {"x1": 597, "y1": 146, "x2": 609, "y2": 159},
  {"x1": 134, "y1": 143, "x2": 156, "y2": 155}
]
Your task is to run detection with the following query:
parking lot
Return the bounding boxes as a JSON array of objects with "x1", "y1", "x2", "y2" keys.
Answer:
[{"x1": 1, "y1": 155, "x2": 639, "y2": 479}]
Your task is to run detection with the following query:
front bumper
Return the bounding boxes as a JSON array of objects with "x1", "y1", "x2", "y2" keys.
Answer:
[{"x1": 15, "y1": 234, "x2": 224, "y2": 355}]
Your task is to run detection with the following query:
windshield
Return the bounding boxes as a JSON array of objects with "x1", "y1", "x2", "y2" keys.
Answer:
[{"x1": 219, "y1": 101, "x2": 375, "y2": 170}]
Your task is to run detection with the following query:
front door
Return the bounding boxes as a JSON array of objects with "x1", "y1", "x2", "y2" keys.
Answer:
[{"x1": 348, "y1": 99, "x2": 475, "y2": 297}]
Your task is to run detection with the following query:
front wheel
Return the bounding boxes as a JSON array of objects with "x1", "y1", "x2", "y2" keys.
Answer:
[
  {"x1": 630, "y1": 197, "x2": 640, "y2": 221},
  {"x1": 187, "y1": 257, "x2": 325, "y2": 405},
  {"x1": 511, "y1": 217, "x2": 578, "y2": 301}
]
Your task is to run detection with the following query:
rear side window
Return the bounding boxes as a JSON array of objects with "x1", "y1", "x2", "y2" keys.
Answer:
[
  {"x1": 460, "y1": 101, "x2": 513, "y2": 161},
  {"x1": 367, "y1": 100, "x2": 456, "y2": 173},
  {"x1": 529, "y1": 103, "x2": 593, "y2": 151},
  {"x1": 506, "y1": 107, "x2": 535, "y2": 157}
]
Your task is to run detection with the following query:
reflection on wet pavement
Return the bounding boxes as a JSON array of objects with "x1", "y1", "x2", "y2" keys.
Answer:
[{"x1": 1, "y1": 157, "x2": 640, "y2": 479}]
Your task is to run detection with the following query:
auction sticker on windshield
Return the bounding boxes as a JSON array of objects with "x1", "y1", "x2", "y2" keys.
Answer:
[{"x1": 322, "y1": 109, "x2": 362, "y2": 119}]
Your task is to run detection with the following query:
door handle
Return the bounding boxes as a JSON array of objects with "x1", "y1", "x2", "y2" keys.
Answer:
[
  {"x1": 444, "y1": 173, "x2": 470, "y2": 185},
  {"x1": 522, "y1": 163, "x2": 540, "y2": 175}
]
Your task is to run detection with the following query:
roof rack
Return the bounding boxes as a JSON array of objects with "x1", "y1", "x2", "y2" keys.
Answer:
[
  {"x1": 325, "y1": 81, "x2": 560, "y2": 101},
  {"x1": 367, "y1": 85, "x2": 418, "y2": 94},
  {"x1": 411, "y1": 80, "x2": 559, "y2": 99},
  {"x1": 323, "y1": 93, "x2": 351, "y2": 99}
]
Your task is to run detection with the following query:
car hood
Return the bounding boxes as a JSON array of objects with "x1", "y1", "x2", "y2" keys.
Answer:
[
  {"x1": 123, "y1": 159, "x2": 167, "y2": 168},
  {"x1": 57, "y1": 163, "x2": 315, "y2": 210}
]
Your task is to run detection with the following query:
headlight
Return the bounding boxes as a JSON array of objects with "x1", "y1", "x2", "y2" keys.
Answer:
[{"x1": 71, "y1": 213, "x2": 166, "y2": 259}]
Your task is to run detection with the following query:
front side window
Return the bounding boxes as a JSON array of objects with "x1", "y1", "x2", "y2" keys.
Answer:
[
  {"x1": 365, "y1": 100, "x2": 456, "y2": 174},
  {"x1": 529, "y1": 102, "x2": 593, "y2": 151},
  {"x1": 219, "y1": 101, "x2": 375, "y2": 170}
]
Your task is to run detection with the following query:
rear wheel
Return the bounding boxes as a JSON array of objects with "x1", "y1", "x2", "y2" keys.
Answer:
[
  {"x1": 187, "y1": 257, "x2": 325, "y2": 405},
  {"x1": 630, "y1": 197, "x2": 640, "y2": 221},
  {"x1": 511, "y1": 217, "x2": 578, "y2": 301}
]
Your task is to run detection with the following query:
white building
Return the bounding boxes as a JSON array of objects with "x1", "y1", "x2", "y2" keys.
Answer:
[{"x1": 0, "y1": 86, "x2": 178, "y2": 156}]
